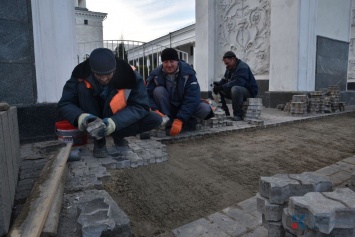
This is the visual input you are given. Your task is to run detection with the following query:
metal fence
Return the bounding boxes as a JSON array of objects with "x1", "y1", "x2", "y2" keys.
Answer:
[{"x1": 77, "y1": 40, "x2": 189, "y2": 80}]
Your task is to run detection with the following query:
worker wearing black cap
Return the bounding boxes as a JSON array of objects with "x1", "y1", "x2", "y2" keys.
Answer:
[
  {"x1": 58, "y1": 48, "x2": 162, "y2": 158},
  {"x1": 213, "y1": 51, "x2": 258, "y2": 121},
  {"x1": 146, "y1": 48, "x2": 214, "y2": 136}
]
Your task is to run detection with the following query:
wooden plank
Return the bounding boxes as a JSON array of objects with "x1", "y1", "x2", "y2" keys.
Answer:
[
  {"x1": 8, "y1": 107, "x2": 21, "y2": 185},
  {"x1": 41, "y1": 166, "x2": 67, "y2": 237},
  {"x1": 8, "y1": 143, "x2": 73, "y2": 237},
  {"x1": 0, "y1": 111, "x2": 12, "y2": 235}
]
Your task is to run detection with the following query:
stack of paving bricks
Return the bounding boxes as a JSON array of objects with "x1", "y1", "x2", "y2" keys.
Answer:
[
  {"x1": 308, "y1": 91, "x2": 324, "y2": 114},
  {"x1": 283, "y1": 188, "x2": 355, "y2": 236},
  {"x1": 0, "y1": 106, "x2": 21, "y2": 236},
  {"x1": 243, "y1": 98, "x2": 264, "y2": 125},
  {"x1": 289, "y1": 95, "x2": 308, "y2": 116},
  {"x1": 256, "y1": 172, "x2": 333, "y2": 237}
]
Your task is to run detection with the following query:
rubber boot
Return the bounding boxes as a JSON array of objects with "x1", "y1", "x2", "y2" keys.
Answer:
[
  {"x1": 93, "y1": 138, "x2": 108, "y2": 158},
  {"x1": 112, "y1": 135, "x2": 129, "y2": 147}
]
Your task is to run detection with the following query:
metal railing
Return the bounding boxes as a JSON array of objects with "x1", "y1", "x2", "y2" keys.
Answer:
[{"x1": 77, "y1": 40, "x2": 189, "y2": 80}]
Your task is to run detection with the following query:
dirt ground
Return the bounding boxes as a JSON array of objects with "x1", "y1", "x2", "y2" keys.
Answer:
[{"x1": 104, "y1": 114, "x2": 355, "y2": 237}]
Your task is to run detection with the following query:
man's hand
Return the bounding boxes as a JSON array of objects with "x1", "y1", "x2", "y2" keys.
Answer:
[
  {"x1": 78, "y1": 113, "x2": 97, "y2": 131},
  {"x1": 103, "y1": 118, "x2": 116, "y2": 136},
  {"x1": 213, "y1": 85, "x2": 223, "y2": 95},
  {"x1": 169, "y1": 119, "x2": 183, "y2": 136}
]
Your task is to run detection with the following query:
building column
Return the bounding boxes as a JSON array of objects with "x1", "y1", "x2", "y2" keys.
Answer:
[
  {"x1": 31, "y1": 0, "x2": 77, "y2": 103},
  {"x1": 195, "y1": 0, "x2": 216, "y2": 95},
  {"x1": 269, "y1": 0, "x2": 318, "y2": 92}
]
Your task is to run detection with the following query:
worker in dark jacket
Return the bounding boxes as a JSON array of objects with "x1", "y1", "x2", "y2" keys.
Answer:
[
  {"x1": 58, "y1": 48, "x2": 162, "y2": 158},
  {"x1": 213, "y1": 51, "x2": 258, "y2": 121},
  {"x1": 146, "y1": 48, "x2": 214, "y2": 136}
]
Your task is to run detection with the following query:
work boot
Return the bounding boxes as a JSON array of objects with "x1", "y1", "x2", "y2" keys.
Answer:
[
  {"x1": 93, "y1": 138, "x2": 108, "y2": 158},
  {"x1": 221, "y1": 105, "x2": 230, "y2": 116},
  {"x1": 112, "y1": 135, "x2": 129, "y2": 147}
]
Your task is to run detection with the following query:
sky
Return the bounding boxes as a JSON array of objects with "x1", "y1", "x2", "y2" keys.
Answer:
[{"x1": 86, "y1": 0, "x2": 195, "y2": 42}]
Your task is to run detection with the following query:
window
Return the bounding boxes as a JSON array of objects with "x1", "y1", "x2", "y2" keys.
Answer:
[{"x1": 84, "y1": 20, "x2": 88, "y2": 25}]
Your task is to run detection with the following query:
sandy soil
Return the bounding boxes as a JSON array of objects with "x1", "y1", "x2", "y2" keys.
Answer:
[{"x1": 104, "y1": 114, "x2": 355, "y2": 237}]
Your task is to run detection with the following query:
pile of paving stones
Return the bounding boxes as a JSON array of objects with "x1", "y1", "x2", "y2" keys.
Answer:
[
  {"x1": 257, "y1": 172, "x2": 333, "y2": 236},
  {"x1": 257, "y1": 171, "x2": 355, "y2": 236},
  {"x1": 289, "y1": 95, "x2": 308, "y2": 116},
  {"x1": 243, "y1": 98, "x2": 264, "y2": 126},
  {"x1": 279, "y1": 85, "x2": 346, "y2": 116}
]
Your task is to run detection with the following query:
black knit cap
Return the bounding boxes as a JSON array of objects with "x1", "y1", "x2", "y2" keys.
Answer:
[
  {"x1": 161, "y1": 48, "x2": 179, "y2": 62},
  {"x1": 223, "y1": 51, "x2": 237, "y2": 59},
  {"x1": 89, "y1": 48, "x2": 116, "y2": 75}
]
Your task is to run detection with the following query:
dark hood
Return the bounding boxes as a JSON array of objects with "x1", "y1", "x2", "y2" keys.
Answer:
[{"x1": 71, "y1": 57, "x2": 136, "y2": 89}]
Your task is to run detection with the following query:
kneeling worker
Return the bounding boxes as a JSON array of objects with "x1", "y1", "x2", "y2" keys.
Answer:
[
  {"x1": 58, "y1": 48, "x2": 162, "y2": 158},
  {"x1": 146, "y1": 48, "x2": 214, "y2": 136},
  {"x1": 213, "y1": 51, "x2": 258, "y2": 121}
]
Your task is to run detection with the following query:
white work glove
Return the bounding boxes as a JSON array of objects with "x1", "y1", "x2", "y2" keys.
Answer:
[
  {"x1": 78, "y1": 113, "x2": 97, "y2": 131},
  {"x1": 103, "y1": 118, "x2": 116, "y2": 136}
]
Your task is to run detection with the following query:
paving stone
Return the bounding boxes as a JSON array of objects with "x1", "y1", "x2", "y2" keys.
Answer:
[
  {"x1": 114, "y1": 157, "x2": 131, "y2": 169},
  {"x1": 288, "y1": 188, "x2": 355, "y2": 234},
  {"x1": 207, "y1": 212, "x2": 248, "y2": 236},
  {"x1": 263, "y1": 220, "x2": 285, "y2": 237},
  {"x1": 259, "y1": 173, "x2": 332, "y2": 205},
  {"x1": 315, "y1": 165, "x2": 342, "y2": 176},
  {"x1": 256, "y1": 193, "x2": 285, "y2": 221},
  {"x1": 223, "y1": 206, "x2": 261, "y2": 229},
  {"x1": 172, "y1": 218, "x2": 229, "y2": 237},
  {"x1": 126, "y1": 152, "x2": 143, "y2": 168},
  {"x1": 59, "y1": 190, "x2": 131, "y2": 237},
  {"x1": 342, "y1": 156, "x2": 355, "y2": 165},
  {"x1": 100, "y1": 158, "x2": 118, "y2": 170},
  {"x1": 328, "y1": 170, "x2": 353, "y2": 186},
  {"x1": 238, "y1": 196, "x2": 257, "y2": 212},
  {"x1": 259, "y1": 174, "x2": 299, "y2": 204},
  {"x1": 241, "y1": 226, "x2": 268, "y2": 237},
  {"x1": 65, "y1": 174, "x2": 103, "y2": 192},
  {"x1": 334, "y1": 161, "x2": 355, "y2": 173}
]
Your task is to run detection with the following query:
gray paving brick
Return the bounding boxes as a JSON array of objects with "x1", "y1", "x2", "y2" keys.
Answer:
[
  {"x1": 238, "y1": 196, "x2": 257, "y2": 213},
  {"x1": 223, "y1": 206, "x2": 261, "y2": 229},
  {"x1": 328, "y1": 170, "x2": 353, "y2": 186},
  {"x1": 256, "y1": 193, "x2": 285, "y2": 221},
  {"x1": 241, "y1": 226, "x2": 267, "y2": 237},
  {"x1": 172, "y1": 218, "x2": 230, "y2": 237},
  {"x1": 288, "y1": 188, "x2": 355, "y2": 234},
  {"x1": 115, "y1": 157, "x2": 131, "y2": 169},
  {"x1": 342, "y1": 156, "x2": 355, "y2": 165},
  {"x1": 315, "y1": 165, "x2": 342, "y2": 176},
  {"x1": 259, "y1": 173, "x2": 332, "y2": 205},
  {"x1": 60, "y1": 190, "x2": 131, "y2": 237},
  {"x1": 207, "y1": 212, "x2": 248, "y2": 236},
  {"x1": 334, "y1": 161, "x2": 355, "y2": 173}
]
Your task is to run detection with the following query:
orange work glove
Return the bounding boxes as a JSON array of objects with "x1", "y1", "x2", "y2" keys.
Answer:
[
  {"x1": 154, "y1": 110, "x2": 165, "y2": 117},
  {"x1": 169, "y1": 119, "x2": 183, "y2": 136}
]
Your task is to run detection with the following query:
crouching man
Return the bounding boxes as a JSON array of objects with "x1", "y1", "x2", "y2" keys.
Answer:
[
  {"x1": 57, "y1": 48, "x2": 162, "y2": 158},
  {"x1": 146, "y1": 48, "x2": 214, "y2": 136}
]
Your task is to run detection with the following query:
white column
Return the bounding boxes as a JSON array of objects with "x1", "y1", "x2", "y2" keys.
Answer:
[
  {"x1": 269, "y1": 0, "x2": 302, "y2": 91},
  {"x1": 195, "y1": 0, "x2": 216, "y2": 92},
  {"x1": 31, "y1": 0, "x2": 77, "y2": 103}
]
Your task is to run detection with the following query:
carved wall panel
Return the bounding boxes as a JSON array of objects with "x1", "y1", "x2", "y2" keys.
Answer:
[{"x1": 216, "y1": 0, "x2": 271, "y2": 78}]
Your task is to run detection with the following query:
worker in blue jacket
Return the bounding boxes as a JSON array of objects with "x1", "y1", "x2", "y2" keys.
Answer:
[
  {"x1": 146, "y1": 48, "x2": 214, "y2": 136},
  {"x1": 213, "y1": 51, "x2": 258, "y2": 121},
  {"x1": 58, "y1": 48, "x2": 162, "y2": 158}
]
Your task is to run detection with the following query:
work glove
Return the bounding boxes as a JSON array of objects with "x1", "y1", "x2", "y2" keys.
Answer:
[
  {"x1": 169, "y1": 119, "x2": 183, "y2": 136},
  {"x1": 78, "y1": 113, "x2": 97, "y2": 131},
  {"x1": 103, "y1": 118, "x2": 116, "y2": 136},
  {"x1": 154, "y1": 110, "x2": 165, "y2": 117},
  {"x1": 213, "y1": 85, "x2": 223, "y2": 95}
]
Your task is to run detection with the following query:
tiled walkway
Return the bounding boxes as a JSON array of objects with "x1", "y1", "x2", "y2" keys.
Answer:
[{"x1": 16, "y1": 106, "x2": 355, "y2": 236}]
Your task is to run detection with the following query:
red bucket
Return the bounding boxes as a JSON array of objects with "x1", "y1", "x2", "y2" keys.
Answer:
[{"x1": 55, "y1": 120, "x2": 87, "y2": 146}]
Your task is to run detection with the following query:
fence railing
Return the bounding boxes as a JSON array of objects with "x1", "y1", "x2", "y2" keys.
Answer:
[{"x1": 77, "y1": 40, "x2": 189, "y2": 80}]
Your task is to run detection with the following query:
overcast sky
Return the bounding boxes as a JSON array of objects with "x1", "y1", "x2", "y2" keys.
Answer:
[{"x1": 86, "y1": 0, "x2": 195, "y2": 42}]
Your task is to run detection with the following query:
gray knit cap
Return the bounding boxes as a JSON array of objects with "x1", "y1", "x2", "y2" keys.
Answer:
[{"x1": 89, "y1": 48, "x2": 116, "y2": 75}]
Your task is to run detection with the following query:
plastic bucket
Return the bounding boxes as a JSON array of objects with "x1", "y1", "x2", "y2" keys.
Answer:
[{"x1": 55, "y1": 120, "x2": 87, "y2": 146}]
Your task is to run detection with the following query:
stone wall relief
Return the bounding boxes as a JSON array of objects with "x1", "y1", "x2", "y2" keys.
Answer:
[{"x1": 217, "y1": 0, "x2": 271, "y2": 77}]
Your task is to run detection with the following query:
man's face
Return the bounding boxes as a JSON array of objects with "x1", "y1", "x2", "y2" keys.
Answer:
[
  {"x1": 223, "y1": 57, "x2": 237, "y2": 70},
  {"x1": 94, "y1": 72, "x2": 114, "y2": 86},
  {"x1": 162, "y1": 60, "x2": 178, "y2": 74}
]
